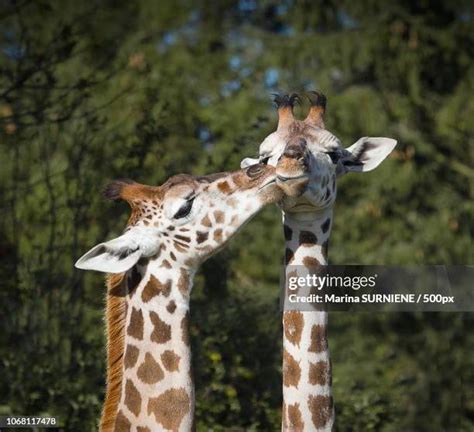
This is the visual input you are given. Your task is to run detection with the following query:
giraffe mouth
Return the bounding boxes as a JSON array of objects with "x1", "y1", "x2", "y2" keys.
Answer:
[
  {"x1": 276, "y1": 174, "x2": 308, "y2": 182},
  {"x1": 258, "y1": 178, "x2": 277, "y2": 190}
]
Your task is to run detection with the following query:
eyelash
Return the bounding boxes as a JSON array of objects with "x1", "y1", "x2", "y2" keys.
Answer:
[
  {"x1": 325, "y1": 152, "x2": 340, "y2": 164},
  {"x1": 174, "y1": 197, "x2": 195, "y2": 219}
]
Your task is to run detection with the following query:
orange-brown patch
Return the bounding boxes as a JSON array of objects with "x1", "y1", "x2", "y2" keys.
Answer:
[
  {"x1": 175, "y1": 234, "x2": 191, "y2": 243},
  {"x1": 178, "y1": 269, "x2": 190, "y2": 296},
  {"x1": 124, "y1": 344, "x2": 139, "y2": 369},
  {"x1": 287, "y1": 402, "x2": 304, "y2": 431},
  {"x1": 137, "y1": 427, "x2": 150, "y2": 432},
  {"x1": 161, "y1": 259, "x2": 172, "y2": 269},
  {"x1": 217, "y1": 181, "x2": 231, "y2": 194},
  {"x1": 201, "y1": 215, "x2": 212, "y2": 227},
  {"x1": 137, "y1": 352, "x2": 164, "y2": 384},
  {"x1": 167, "y1": 300, "x2": 177, "y2": 314},
  {"x1": 308, "y1": 325, "x2": 328, "y2": 353},
  {"x1": 227, "y1": 197, "x2": 238, "y2": 208},
  {"x1": 174, "y1": 241, "x2": 188, "y2": 253},
  {"x1": 213, "y1": 229, "x2": 223, "y2": 242},
  {"x1": 141, "y1": 275, "x2": 171, "y2": 302},
  {"x1": 161, "y1": 350, "x2": 181, "y2": 372},
  {"x1": 124, "y1": 379, "x2": 141, "y2": 417},
  {"x1": 307, "y1": 395, "x2": 333, "y2": 429},
  {"x1": 150, "y1": 311, "x2": 172, "y2": 344},
  {"x1": 308, "y1": 361, "x2": 329, "y2": 386},
  {"x1": 181, "y1": 311, "x2": 190, "y2": 346},
  {"x1": 283, "y1": 311, "x2": 304, "y2": 347},
  {"x1": 127, "y1": 308, "x2": 144, "y2": 340},
  {"x1": 147, "y1": 388, "x2": 190, "y2": 431},
  {"x1": 283, "y1": 349, "x2": 301, "y2": 388},
  {"x1": 113, "y1": 410, "x2": 131, "y2": 431},
  {"x1": 303, "y1": 256, "x2": 321, "y2": 269},
  {"x1": 230, "y1": 214, "x2": 240, "y2": 226},
  {"x1": 214, "y1": 210, "x2": 225, "y2": 223}
]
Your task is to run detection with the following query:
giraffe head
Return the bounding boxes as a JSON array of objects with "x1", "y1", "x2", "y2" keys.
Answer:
[
  {"x1": 241, "y1": 92, "x2": 397, "y2": 212},
  {"x1": 75, "y1": 164, "x2": 282, "y2": 273}
]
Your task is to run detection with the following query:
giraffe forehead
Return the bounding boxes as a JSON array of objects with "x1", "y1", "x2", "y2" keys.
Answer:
[{"x1": 261, "y1": 121, "x2": 341, "y2": 154}]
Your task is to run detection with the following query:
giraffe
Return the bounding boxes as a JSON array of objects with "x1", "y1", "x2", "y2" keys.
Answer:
[
  {"x1": 75, "y1": 165, "x2": 283, "y2": 432},
  {"x1": 241, "y1": 91, "x2": 397, "y2": 431}
]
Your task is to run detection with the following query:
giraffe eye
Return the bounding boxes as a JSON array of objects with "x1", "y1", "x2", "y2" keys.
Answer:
[
  {"x1": 325, "y1": 151, "x2": 340, "y2": 164},
  {"x1": 173, "y1": 197, "x2": 195, "y2": 219},
  {"x1": 260, "y1": 155, "x2": 270, "y2": 165}
]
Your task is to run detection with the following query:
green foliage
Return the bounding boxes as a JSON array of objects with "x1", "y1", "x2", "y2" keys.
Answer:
[{"x1": 0, "y1": 1, "x2": 472, "y2": 430}]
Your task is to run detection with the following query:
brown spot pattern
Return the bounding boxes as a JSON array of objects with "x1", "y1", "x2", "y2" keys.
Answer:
[
  {"x1": 303, "y1": 256, "x2": 321, "y2": 269},
  {"x1": 161, "y1": 259, "x2": 172, "y2": 269},
  {"x1": 213, "y1": 228, "x2": 223, "y2": 242},
  {"x1": 124, "y1": 344, "x2": 139, "y2": 369},
  {"x1": 124, "y1": 379, "x2": 141, "y2": 417},
  {"x1": 181, "y1": 311, "x2": 190, "y2": 346},
  {"x1": 283, "y1": 349, "x2": 301, "y2": 388},
  {"x1": 127, "y1": 308, "x2": 144, "y2": 340},
  {"x1": 299, "y1": 231, "x2": 317, "y2": 246},
  {"x1": 283, "y1": 311, "x2": 304, "y2": 347},
  {"x1": 178, "y1": 269, "x2": 190, "y2": 296},
  {"x1": 174, "y1": 241, "x2": 188, "y2": 253},
  {"x1": 167, "y1": 300, "x2": 177, "y2": 313},
  {"x1": 214, "y1": 210, "x2": 225, "y2": 223},
  {"x1": 175, "y1": 235, "x2": 191, "y2": 243},
  {"x1": 217, "y1": 181, "x2": 231, "y2": 193},
  {"x1": 148, "y1": 388, "x2": 190, "y2": 431},
  {"x1": 196, "y1": 231, "x2": 209, "y2": 244},
  {"x1": 321, "y1": 218, "x2": 331, "y2": 233},
  {"x1": 137, "y1": 427, "x2": 150, "y2": 432},
  {"x1": 141, "y1": 275, "x2": 171, "y2": 302},
  {"x1": 309, "y1": 361, "x2": 329, "y2": 386},
  {"x1": 287, "y1": 403, "x2": 304, "y2": 431},
  {"x1": 307, "y1": 395, "x2": 333, "y2": 429},
  {"x1": 322, "y1": 239, "x2": 329, "y2": 259},
  {"x1": 161, "y1": 350, "x2": 181, "y2": 372},
  {"x1": 114, "y1": 410, "x2": 131, "y2": 431},
  {"x1": 201, "y1": 215, "x2": 212, "y2": 227},
  {"x1": 150, "y1": 311, "x2": 172, "y2": 344},
  {"x1": 127, "y1": 266, "x2": 142, "y2": 297},
  {"x1": 308, "y1": 325, "x2": 328, "y2": 353},
  {"x1": 137, "y1": 352, "x2": 164, "y2": 384}
]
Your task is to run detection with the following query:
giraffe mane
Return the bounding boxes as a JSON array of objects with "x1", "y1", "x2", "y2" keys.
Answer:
[{"x1": 101, "y1": 273, "x2": 128, "y2": 432}]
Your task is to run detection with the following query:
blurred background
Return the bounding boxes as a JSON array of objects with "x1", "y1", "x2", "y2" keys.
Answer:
[{"x1": 0, "y1": 1, "x2": 473, "y2": 430}]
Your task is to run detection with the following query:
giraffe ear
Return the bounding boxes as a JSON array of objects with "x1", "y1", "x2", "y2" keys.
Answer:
[
  {"x1": 75, "y1": 233, "x2": 142, "y2": 273},
  {"x1": 339, "y1": 137, "x2": 397, "y2": 174}
]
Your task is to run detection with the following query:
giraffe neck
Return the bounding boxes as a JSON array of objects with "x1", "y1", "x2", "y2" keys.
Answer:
[
  {"x1": 102, "y1": 257, "x2": 195, "y2": 432},
  {"x1": 282, "y1": 209, "x2": 334, "y2": 432}
]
